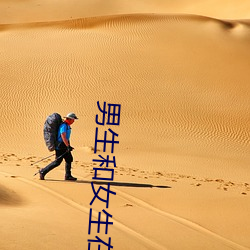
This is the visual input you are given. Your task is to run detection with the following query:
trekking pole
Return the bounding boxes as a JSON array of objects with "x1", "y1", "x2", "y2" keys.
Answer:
[
  {"x1": 33, "y1": 151, "x2": 69, "y2": 176},
  {"x1": 31, "y1": 153, "x2": 55, "y2": 166}
]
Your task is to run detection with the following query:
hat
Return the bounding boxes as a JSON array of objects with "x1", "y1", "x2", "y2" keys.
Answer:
[{"x1": 64, "y1": 112, "x2": 78, "y2": 120}]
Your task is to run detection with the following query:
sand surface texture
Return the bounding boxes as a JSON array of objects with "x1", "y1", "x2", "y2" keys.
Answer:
[{"x1": 1, "y1": 1, "x2": 250, "y2": 250}]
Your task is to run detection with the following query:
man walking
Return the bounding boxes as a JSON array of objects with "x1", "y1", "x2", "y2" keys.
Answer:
[{"x1": 39, "y1": 112, "x2": 78, "y2": 181}]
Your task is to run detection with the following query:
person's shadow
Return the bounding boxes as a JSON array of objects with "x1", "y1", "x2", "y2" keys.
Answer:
[{"x1": 47, "y1": 179, "x2": 171, "y2": 189}]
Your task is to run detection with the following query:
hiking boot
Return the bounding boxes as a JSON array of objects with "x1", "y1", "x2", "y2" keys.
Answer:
[
  {"x1": 39, "y1": 170, "x2": 45, "y2": 180},
  {"x1": 65, "y1": 175, "x2": 77, "y2": 181}
]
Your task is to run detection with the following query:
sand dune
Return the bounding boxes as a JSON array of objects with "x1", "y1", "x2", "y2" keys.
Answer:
[
  {"x1": 0, "y1": 4, "x2": 250, "y2": 250},
  {"x1": 1, "y1": 0, "x2": 250, "y2": 24},
  {"x1": 1, "y1": 14, "x2": 250, "y2": 179}
]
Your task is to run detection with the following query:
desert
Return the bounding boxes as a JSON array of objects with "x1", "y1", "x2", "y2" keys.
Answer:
[{"x1": 0, "y1": 1, "x2": 250, "y2": 249}]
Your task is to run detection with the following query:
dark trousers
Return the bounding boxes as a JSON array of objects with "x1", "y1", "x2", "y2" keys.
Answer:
[{"x1": 41, "y1": 149, "x2": 73, "y2": 177}]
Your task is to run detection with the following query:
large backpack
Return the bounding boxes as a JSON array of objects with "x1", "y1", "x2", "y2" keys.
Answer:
[{"x1": 43, "y1": 113, "x2": 63, "y2": 151}]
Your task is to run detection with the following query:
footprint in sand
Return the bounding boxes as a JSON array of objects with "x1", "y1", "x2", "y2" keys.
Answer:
[{"x1": 123, "y1": 203, "x2": 133, "y2": 207}]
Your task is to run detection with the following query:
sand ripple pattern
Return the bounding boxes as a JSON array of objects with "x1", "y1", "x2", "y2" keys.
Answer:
[{"x1": 0, "y1": 14, "x2": 250, "y2": 173}]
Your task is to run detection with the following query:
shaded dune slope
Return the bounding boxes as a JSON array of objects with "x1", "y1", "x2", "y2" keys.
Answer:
[{"x1": 0, "y1": 184, "x2": 23, "y2": 206}]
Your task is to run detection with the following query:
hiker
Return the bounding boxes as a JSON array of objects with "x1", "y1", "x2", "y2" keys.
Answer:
[{"x1": 39, "y1": 112, "x2": 78, "y2": 181}]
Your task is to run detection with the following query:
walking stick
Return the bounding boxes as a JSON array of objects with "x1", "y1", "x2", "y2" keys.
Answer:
[
  {"x1": 33, "y1": 151, "x2": 68, "y2": 176},
  {"x1": 31, "y1": 153, "x2": 55, "y2": 166}
]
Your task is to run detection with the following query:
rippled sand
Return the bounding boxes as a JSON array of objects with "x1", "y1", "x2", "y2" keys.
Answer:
[{"x1": 1, "y1": 2, "x2": 250, "y2": 250}]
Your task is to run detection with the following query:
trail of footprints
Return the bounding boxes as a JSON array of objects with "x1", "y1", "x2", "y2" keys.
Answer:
[
  {"x1": 1, "y1": 163, "x2": 249, "y2": 250},
  {"x1": 1, "y1": 152, "x2": 249, "y2": 195},
  {"x1": 117, "y1": 167, "x2": 249, "y2": 195}
]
